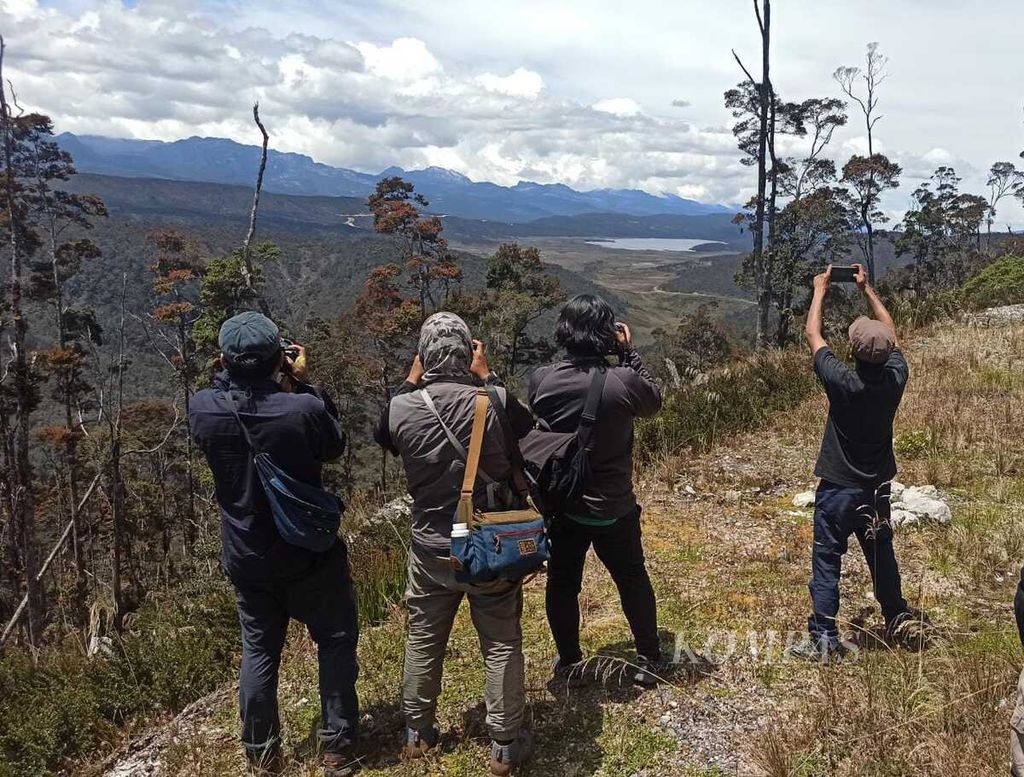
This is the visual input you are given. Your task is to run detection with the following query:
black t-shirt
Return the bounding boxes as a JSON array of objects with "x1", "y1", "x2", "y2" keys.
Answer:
[{"x1": 813, "y1": 347, "x2": 909, "y2": 488}]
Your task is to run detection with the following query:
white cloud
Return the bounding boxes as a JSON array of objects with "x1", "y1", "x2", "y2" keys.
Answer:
[
  {"x1": 355, "y1": 38, "x2": 441, "y2": 82},
  {"x1": 592, "y1": 97, "x2": 642, "y2": 117},
  {"x1": 0, "y1": 0, "x2": 1021, "y2": 224},
  {"x1": 476, "y1": 68, "x2": 544, "y2": 98}
]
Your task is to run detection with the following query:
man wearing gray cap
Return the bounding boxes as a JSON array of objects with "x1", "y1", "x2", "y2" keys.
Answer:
[
  {"x1": 792, "y1": 264, "x2": 922, "y2": 661},
  {"x1": 190, "y1": 311, "x2": 358, "y2": 776}
]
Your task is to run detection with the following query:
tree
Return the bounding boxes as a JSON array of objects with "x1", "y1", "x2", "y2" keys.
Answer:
[
  {"x1": 0, "y1": 36, "x2": 46, "y2": 646},
  {"x1": 22, "y1": 112, "x2": 106, "y2": 610},
  {"x1": 136, "y1": 230, "x2": 205, "y2": 542},
  {"x1": 647, "y1": 305, "x2": 734, "y2": 389},
  {"x1": 368, "y1": 177, "x2": 462, "y2": 320},
  {"x1": 897, "y1": 166, "x2": 988, "y2": 292},
  {"x1": 477, "y1": 243, "x2": 565, "y2": 379},
  {"x1": 729, "y1": 0, "x2": 775, "y2": 348},
  {"x1": 985, "y1": 162, "x2": 1024, "y2": 248},
  {"x1": 772, "y1": 186, "x2": 853, "y2": 344},
  {"x1": 840, "y1": 153, "x2": 901, "y2": 280},
  {"x1": 350, "y1": 264, "x2": 421, "y2": 490},
  {"x1": 192, "y1": 242, "x2": 278, "y2": 366},
  {"x1": 835, "y1": 43, "x2": 889, "y2": 281}
]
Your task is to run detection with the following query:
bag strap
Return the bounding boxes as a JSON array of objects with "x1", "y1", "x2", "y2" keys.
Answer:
[
  {"x1": 460, "y1": 388, "x2": 489, "y2": 500},
  {"x1": 222, "y1": 390, "x2": 260, "y2": 455},
  {"x1": 576, "y1": 368, "x2": 607, "y2": 452},
  {"x1": 484, "y1": 384, "x2": 532, "y2": 499},
  {"x1": 418, "y1": 388, "x2": 496, "y2": 485}
]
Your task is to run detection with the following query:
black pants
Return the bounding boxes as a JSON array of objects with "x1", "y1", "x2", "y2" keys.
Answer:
[
  {"x1": 808, "y1": 480, "x2": 908, "y2": 646},
  {"x1": 545, "y1": 508, "x2": 660, "y2": 664},
  {"x1": 232, "y1": 541, "x2": 359, "y2": 758}
]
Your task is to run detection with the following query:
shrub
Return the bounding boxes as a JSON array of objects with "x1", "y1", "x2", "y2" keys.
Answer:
[
  {"x1": 962, "y1": 254, "x2": 1024, "y2": 310},
  {"x1": 635, "y1": 347, "x2": 816, "y2": 464},
  {"x1": 0, "y1": 580, "x2": 237, "y2": 776}
]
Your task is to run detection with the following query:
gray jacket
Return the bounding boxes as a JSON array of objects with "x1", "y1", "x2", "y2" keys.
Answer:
[
  {"x1": 376, "y1": 376, "x2": 534, "y2": 550},
  {"x1": 528, "y1": 348, "x2": 661, "y2": 521}
]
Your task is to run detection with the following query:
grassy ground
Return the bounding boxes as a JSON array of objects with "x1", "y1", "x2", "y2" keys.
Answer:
[{"x1": 99, "y1": 316, "x2": 1024, "y2": 776}]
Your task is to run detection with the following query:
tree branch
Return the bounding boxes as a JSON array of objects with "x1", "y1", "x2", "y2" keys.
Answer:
[{"x1": 241, "y1": 102, "x2": 272, "y2": 318}]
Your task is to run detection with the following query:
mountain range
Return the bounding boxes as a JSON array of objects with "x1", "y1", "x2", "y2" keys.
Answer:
[{"x1": 55, "y1": 133, "x2": 730, "y2": 223}]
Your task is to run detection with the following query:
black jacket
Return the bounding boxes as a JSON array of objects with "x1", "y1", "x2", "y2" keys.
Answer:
[
  {"x1": 528, "y1": 347, "x2": 661, "y2": 521},
  {"x1": 190, "y1": 371, "x2": 345, "y2": 582}
]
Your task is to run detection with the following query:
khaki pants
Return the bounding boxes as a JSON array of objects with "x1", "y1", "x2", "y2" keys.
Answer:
[
  {"x1": 402, "y1": 543, "x2": 525, "y2": 741},
  {"x1": 1013, "y1": 668, "x2": 1024, "y2": 776}
]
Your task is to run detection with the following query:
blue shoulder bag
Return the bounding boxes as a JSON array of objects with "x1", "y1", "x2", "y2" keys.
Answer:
[
  {"x1": 448, "y1": 388, "x2": 548, "y2": 583},
  {"x1": 224, "y1": 390, "x2": 343, "y2": 553}
]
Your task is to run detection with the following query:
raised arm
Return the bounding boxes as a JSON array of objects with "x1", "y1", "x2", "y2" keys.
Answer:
[
  {"x1": 855, "y1": 263, "x2": 900, "y2": 347},
  {"x1": 804, "y1": 266, "x2": 831, "y2": 356}
]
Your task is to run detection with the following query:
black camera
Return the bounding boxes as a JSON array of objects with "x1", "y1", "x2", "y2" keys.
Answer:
[{"x1": 280, "y1": 337, "x2": 300, "y2": 360}]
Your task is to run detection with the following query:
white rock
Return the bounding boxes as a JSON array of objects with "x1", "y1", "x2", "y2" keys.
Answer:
[
  {"x1": 889, "y1": 480, "x2": 906, "y2": 501},
  {"x1": 896, "y1": 487, "x2": 951, "y2": 523},
  {"x1": 724, "y1": 490, "x2": 742, "y2": 504},
  {"x1": 890, "y1": 508, "x2": 919, "y2": 528},
  {"x1": 792, "y1": 491, "x2": 816, "y2": 508}
]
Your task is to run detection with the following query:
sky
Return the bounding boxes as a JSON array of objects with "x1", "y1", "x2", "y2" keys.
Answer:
[{"x1": 2, "y1": 0, "x2": 1023, "y2": 226}]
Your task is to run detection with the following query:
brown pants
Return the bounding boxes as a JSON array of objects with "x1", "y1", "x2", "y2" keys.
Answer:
[
  {"x1": 402, "y1": 544, "x2": 526, "y2": 741},
  {"x1": 1012, "y1": 668, "x2": 1024, "y2": 776}
]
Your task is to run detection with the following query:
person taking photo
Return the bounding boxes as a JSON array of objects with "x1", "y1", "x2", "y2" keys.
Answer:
[
  {"x1": 375, "y1": 312, "x2": 536, "y2": 776},
  {"x1": 190, "y1": 312, "x2": 359, "y2": 776},
  {"x1": 528, "y1": 294, "x2": 664, "y2": 687},
  {"x1": 791, "y1": 264, "x2": 925, "y2": 661}
]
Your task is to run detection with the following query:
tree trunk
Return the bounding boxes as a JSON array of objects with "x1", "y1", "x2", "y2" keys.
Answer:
[{"x1": 753, "y1": 0, "x2": 772, "y2": 348}]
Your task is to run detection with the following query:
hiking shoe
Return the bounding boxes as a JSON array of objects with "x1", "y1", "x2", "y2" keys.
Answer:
[
  {"x1": 246, "y1": 747, "x2": 284, "y2": 776},
  {"x1": 489, "y1": 731, "x2": 535, "y2": 776},
  {"x1": 400, "y1": 725, "x2": 440, "y2": 761},
  {"x1": 322, "y1": 749, "x2": 359, "y2": 777},
  {"x1": 786, "y1": 636, "x2": 845, "y2": 664},
  {"x1": 885, "y1": 608, "x2": 933, "y2": 649},
  {"x1": 632, "y1": 655, "x2": 668, "y2": 688},
  {"x1": 550, "y1": 657, "x2": 590, "y2": 689}
]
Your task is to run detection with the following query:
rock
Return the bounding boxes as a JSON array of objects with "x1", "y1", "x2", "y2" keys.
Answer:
[
  {"x1": 890, "y1": 480, "x2": 906, "y2": 501},
  {"x1": 889, "y1": 508, "x2": 919, "y2": 528},
  {"x1": 792, "y1": 491, "x2": 815, "y2": 508},
  {"x1": 895, "y1": 486, "x2": 951, "y2": 523},
  {"x1": 723, "y1": 490, "x2": 742, "y2": 504}
]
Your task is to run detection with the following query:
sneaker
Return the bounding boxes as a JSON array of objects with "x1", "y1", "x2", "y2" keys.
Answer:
[
  {"x1": 400, "y1": 725, "x2": 439, "y2": 761},
  {"x1": 632, "y1": 655, "x2": 668, "y2": 688},
  {"x1": 786, "y1": 635, "x2": 845, "y2": 664},
  {"x1": 488, "y1": 730, "x2": 535, "y2": 776},
  {"x1": 550, "y1": 657, "x2": 590, "y2": 689},
  {"x1": 322, "y1": 750, "x2": 359, "y2": 777},
  {"x1": 885, "y1": 608, "x2": 933, "y2": 648}
]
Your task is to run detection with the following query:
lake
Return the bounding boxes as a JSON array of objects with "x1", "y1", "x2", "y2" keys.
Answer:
[{"x1": 585, "y1": 238, "x2": 723, "y2": 252}]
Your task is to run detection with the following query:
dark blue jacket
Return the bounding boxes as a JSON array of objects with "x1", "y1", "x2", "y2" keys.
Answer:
[{"x1": 190, "y1": 371, "x2": 346, "y2": 583}]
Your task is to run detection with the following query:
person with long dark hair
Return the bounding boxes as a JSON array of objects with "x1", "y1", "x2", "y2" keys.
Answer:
[{"x1": 528, "y1": 294, "x2": 664, "y2": 687}]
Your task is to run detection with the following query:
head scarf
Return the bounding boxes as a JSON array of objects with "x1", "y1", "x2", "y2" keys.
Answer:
[{"x1": 418, "y1": 312, "x2": 473, "y2": 382}]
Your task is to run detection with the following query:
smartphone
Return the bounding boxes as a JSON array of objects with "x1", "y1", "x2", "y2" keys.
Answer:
[{"x1": 830, "y1": 265, "x2": 857, "y2": 284}]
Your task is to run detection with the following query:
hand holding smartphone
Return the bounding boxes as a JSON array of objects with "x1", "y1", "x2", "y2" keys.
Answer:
[{"x1": 829, "y1": 265, "x2": 857, "y2": 284}]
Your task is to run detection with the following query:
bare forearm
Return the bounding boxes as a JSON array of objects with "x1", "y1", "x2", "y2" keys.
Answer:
[
  {"x1": 864, "y1": 285, "x2": 898, "y2": 342},
  {"x1": 805, "y1": 291, "x2": 827, "y2": 353}
]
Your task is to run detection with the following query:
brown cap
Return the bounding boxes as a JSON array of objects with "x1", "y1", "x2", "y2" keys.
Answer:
[{"x1": 848, "y1": 316, "x2": 895, "y2": 364}]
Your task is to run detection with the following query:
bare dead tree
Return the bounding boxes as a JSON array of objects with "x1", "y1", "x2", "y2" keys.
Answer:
[
  {"x1": 835, "y1": 43, "x2": 889, "y2": 281},
  {"x1": 732, "y1": 0, "x2": 773, "y2": 348},
  {"x1": 241, "y1": 102, "x2": 272, "y2": 317}
]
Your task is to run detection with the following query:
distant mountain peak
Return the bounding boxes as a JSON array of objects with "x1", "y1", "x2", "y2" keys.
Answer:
[{"x1": 56, "y1": 132, "x2": 729, "y2": 222}]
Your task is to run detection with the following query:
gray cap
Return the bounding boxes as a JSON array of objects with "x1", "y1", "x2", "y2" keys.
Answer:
[
  {"x1": 219, "y1": 311, "x2": 281, "y2": 371},
  {"x1": 848, "y1": 316, "x2": 895, "y2": 364}
]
